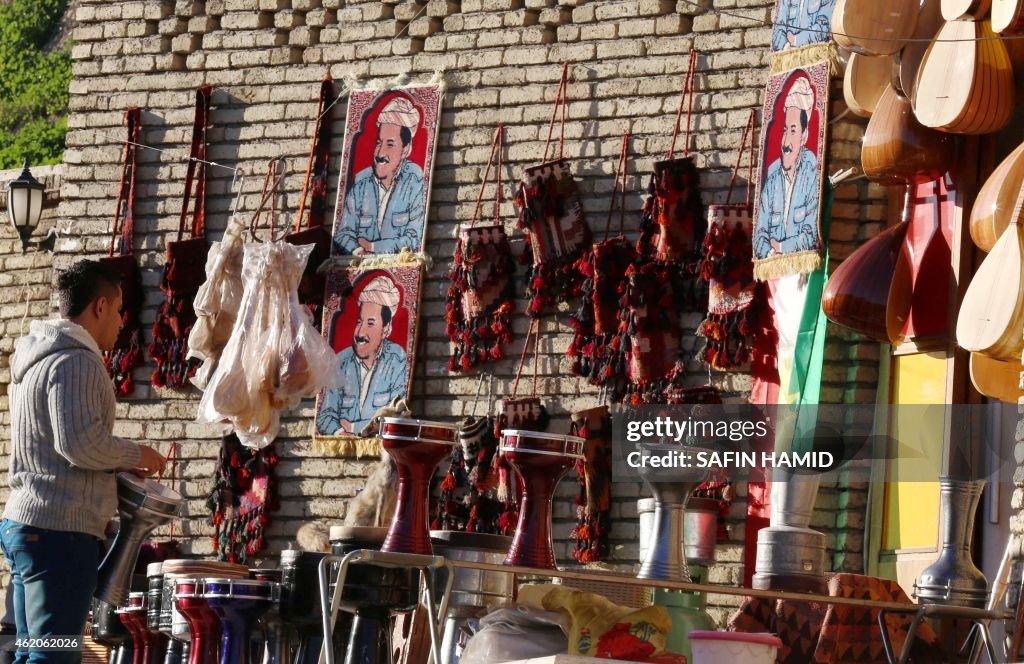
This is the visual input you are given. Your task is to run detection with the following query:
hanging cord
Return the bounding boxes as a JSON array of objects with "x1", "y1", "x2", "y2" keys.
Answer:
[
  {"x1": 470, "y1": 125, "x2": 505, "y2": 227},
  {"x1": 724, "y1": 110, "x2": 757, "y2": 207},
  {"x1": 668, "y1": 49, "x2": 699, "y2": 160},
  {"x1": 177, "y1": 85, "x2": 212, "y2": 243},
  {"x1": 110, "y1": 108, "x2": 141, "y2": 257},
  {"x1": 470, "y1": 371, "x2": 491, "y2": 419},
  {"x1": 251, "y1": 159, "x2": 282, "y2": 242},
  {"x1": 603, "y1": 131, "x2": 631, "y2": 241},
  {"x1": 511, "y1": 318, "x2": 544, "y2": 399},
  {"x1": 542, "y1": 63, "x2": 569, "y2": 163},
  {"x1": 158, "y1": 442, "x2": 180, "y2": 540},
  {"x1": 295, "y1": 75, "x2": 335, "y2": 233}
]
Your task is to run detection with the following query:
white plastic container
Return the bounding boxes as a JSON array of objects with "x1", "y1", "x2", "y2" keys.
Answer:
[{"x1": 688, "y1": 630, "x2": 782, "y2": 664}]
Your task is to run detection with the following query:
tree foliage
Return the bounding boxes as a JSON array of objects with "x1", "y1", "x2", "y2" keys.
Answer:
[{"x1": 0, "y1": 0, "x2": 71, "y2": 168}]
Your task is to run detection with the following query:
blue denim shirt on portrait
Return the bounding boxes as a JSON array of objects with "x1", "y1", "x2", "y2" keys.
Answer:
[{"x1": 335, "y1": 160, "x2": 426, "y2": 255}]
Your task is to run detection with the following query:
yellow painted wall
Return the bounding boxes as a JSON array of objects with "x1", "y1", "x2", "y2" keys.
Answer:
[{"x1": 880, "y1": 352, "x2": 943, "y2": 566}]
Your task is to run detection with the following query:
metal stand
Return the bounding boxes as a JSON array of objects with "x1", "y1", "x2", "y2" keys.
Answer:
[
  {"x1": 877, "y1": 604, "x2": 1011, "y2": 664},
  {"x1": 316, "y1": 550, "x2": 454, "y2": 664}
]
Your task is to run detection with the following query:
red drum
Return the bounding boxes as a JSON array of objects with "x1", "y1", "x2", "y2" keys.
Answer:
[
  {"x1": 173, "y1": 580, "x2": 221, "y2": 664},
  {"x1": 116, "y1": 592, "x2": 153, "y2": 664},
  {"x1": 380, "y1": 418, "x2": 459, "y2": 555},
  {"x1": 500, "y1": 430, "x2": 585, "y2": 569}
]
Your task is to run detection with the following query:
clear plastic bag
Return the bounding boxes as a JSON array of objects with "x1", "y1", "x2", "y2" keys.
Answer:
[
  {"x1": 197, "y1": 240, "x2": 340, "y2": 449},
  {"x1": 459, "y1": 605, "x2": 569, "y2": 664}
]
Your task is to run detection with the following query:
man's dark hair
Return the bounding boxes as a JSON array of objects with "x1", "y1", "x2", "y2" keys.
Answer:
[
  {"x1": 399, "y1": 126, "x2": 412, "y2": 148},
  {"x1": 799, "y1": 109, "x2": 809, "y2": 133},
  {"x1": 381, "y1": 305, "x2": 393, "y2": 327},
  {"x1": 56, "y1": 260, "x2": 121, "y2": 318}
]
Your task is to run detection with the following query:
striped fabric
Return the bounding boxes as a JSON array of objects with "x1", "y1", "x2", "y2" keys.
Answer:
[{"x1": 4, "y1": 320, "x2": 142, "y2": 539}]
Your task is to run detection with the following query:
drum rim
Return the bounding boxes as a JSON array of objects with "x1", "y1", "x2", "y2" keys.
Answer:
[
  {"x1": 381, "y1": 417, "x2": 460, "y2": 446},
  {"x1": 116, "y1": 472, "x2": 183, "y2": 506},
  {"x1": 499, "y1": 445, "x2": 584, "y2": 460},
  {"x1": 202, "y1": 577, "x2": 273, "y2": 599},
  {"x1": 381, "y1": 417, "x2": 461, "y2": 430},
  {"x1": 172, "y1": 577, "x2": 205, "y2": 598},
  {"x1": 501, "y1": 429, "x2": 586, "y2": 444}
]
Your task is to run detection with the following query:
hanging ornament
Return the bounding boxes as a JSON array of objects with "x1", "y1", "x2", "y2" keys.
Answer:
[
  {"x1": 568, "y1": 405, "x2": 612, "y2": 563},
  {"x1": 698, "y1": 110, "x2": 762, "y2": 370},
  {"x1": 207, "y1": 433, "x2": 280, "y2": 563},
  {"x1": 100, "y1": 107, "x2": 145, "y2": 398},
  {"x1": 447, "y1": 125, "x2": 516, "y2": 372},
  {"x1": 150, "y1": 86, "x2": 212, "y2": 390},
  {"x1": 515, "y1": 63, "x2": 592, "y2": 317}
]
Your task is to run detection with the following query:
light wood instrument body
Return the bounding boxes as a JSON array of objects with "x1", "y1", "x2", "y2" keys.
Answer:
[
  {"x1": 844, "y1": 53, "x2": 891, "y2": 117},
  {"x1": 969, "y1": 352, "x2": 1023, "y2": 402},
  {"x1": 893, "y1": 0, "x2": 944, "y2": 98},
  {"x1": 969, "y1": 141, "x2": 1024, "y2": 251},
  {"x1": 942, "y1": 0, "x2": 993, "y2": 19},
  {"x1": 914, "y1": 20, "x2": 1014, "y2": 135},
  {"x1": 956, "y1": 222, "x2": 1024, "y2": 360},
  {"x1": 833, "y1": 0, "x2": 920, "y2": 55},
  {"x1": 993, "y1": 0, "x2": 1024, "y2": 33},
  {"x1": 823, "y1": 218, "x2": 912, "y2": 344},
  {"x1": 862, "y1": 85, "x2": 955, "y2": 185}
]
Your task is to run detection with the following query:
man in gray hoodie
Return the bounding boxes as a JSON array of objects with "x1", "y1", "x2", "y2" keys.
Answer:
[{"x1": 0, "y1": 260, "x2": 165, "y2": 663}]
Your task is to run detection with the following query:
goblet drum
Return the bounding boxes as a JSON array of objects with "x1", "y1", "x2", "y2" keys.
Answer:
[
  {"x1": 173, "y1": 579, "x2": 222, "y2": 664},
  {"x1": 248, "y1": 569, "x2": 288, "y2": 664},
  {"x1": 203, "y1": 578, "x2": 274, "y2": 664},
  {"x1": 280, "y1": 549, "x2": 331, "y2": 664},
  {"x1": 116, "y1": 592, "x2": 152, "y2": 664},
  {"x1": 500, "y1": 430, "x2": 585, "y2": 570},
  {"x1": 379, "y1": 418, "x2": 459, "y2": 555},
  {"x1": 96, "y1": 474, "x2": 182, "y2": 606}
]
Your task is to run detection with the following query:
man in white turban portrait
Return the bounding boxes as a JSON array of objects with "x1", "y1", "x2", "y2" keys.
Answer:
[
  {"x1": 317, "y1": 274, "x2": 409, "y2": 434},
  {"x1": 337, "y1": 95, "x2": 426, "y2": 256},
  {"x1": 754, "y1": 75, "x2": 821, "y2": 261}
]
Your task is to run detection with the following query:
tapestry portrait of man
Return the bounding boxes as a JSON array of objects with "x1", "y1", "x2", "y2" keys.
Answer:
[
  {"x1": 316, "y1": 273, "x2": 410, "y2": 436},
  {"x1": 332, "y1": 86, "x2": 443, "y2": 257},
  {"x1": 771, "y1": 0, "x2": 835, "y2": 52},
  {"x1": 753, "y1": 72, "x2": 825, "y2": 275}
]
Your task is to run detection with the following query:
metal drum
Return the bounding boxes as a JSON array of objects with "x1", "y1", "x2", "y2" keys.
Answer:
[
  {"x1": 249, "y1": 569, "x2": 288, "y2": 664},
  {"x1": 638, "y1": 497, "x2": 719, "y2": 574},
  {"x1": 173, "y1": 579, "x2": 220, "y2": 664},
  {"x1": 500, "y1": 430, "x2": 585, "y2": 570},
  {"x1": 116, "y1": 592, "x2": 153, "y2": 664},
  {"x1": 429, "y1": 531, "x2": 512, "y2": 664},
  {"x1": 914, "y1": 477, "x2": 989, "y2": 608},
  {"x1": 96, "y1": 474, "x2": 182, "y2": 606},
  {"x1": 280, "y1": 549, "x2": 328, "y2": 664},
  {"x1": 146, "y1": 563, "x2": 165, "y2": 633},
  {"x1": 159, "y1": 562, "x2": 248, "y2": 643},
  {"x1": 204, "y1": 579, "x2": 274, "y2": 664},
  {"x1": 634, "y1": 441, "x2": 711, "y2": 582},
  {"x1": 379, "y1": 417, "x2": 459, "y2": 555}
]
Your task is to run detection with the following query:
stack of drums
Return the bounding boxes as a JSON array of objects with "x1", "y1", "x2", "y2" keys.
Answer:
[{"x1": 157, "y1": 560, "x2": 248, "y2": 664}]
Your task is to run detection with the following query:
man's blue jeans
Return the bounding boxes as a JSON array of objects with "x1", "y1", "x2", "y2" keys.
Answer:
[{"x1": 0, "y1": 520, "x2": 100, "y2": 664}]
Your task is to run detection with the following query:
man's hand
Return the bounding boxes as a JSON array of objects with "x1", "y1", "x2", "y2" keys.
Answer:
[
  {"x1": 352, "y1": 247, "x2": 367, "y2": 256},
  {"x1": 121, "y1": 445, "x2": 167, "y2": 478},
  {"x1": 339, "y1": 419, "x2": 354, "y2": 434},
  {"x1": 770, "y1": 239, "x2": 782, "y2": 254},
  {"x1": 786, "y1": 32, "x2": 797, "y2": 47},
  {"x1": 357, "y1": 238, "x2": 374, "y2": 253}
]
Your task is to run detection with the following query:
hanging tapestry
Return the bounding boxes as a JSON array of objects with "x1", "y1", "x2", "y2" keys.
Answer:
[
  {"x1": 698, "y1": 111, "x2": 761, "y2": 370},
  {"x1": 447, "y1": 125, "x2": 516, "y2": 372},
  {"x1": 286, "y1": 75, "x2": 338, "y2": 331},
  {"x1": 568, "y1": 405, "x2": 612, "y2": 563},
  {"x1": 752, "y1": 62, "x2": 830, "y2": 280},
  {"x1": 315, "y1": 263, "x2": 423, "y2": 441},
  {"x1": 771, "y1": 0, "x2": 835, "y2": 53},
  {"x1": 516, "y1": 64, "x2": 591, "y2": 316},
  {"x1": 331, "y1": 83, "x2": 443, "y2": 257},
  {"x1": 208, "y1": 433, "x2": 280, "y2": 564},
  {"x1": 151, "y1": 86, "x2": 212, "y2": 390},
  {"x1": 101, "y1": 107, "x2": 145, "y2": 398}
]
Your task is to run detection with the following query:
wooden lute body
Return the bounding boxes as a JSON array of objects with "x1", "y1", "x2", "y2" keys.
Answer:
[
  {"x1": 833, "y1": 0, "x2": 921, "y2": 55},
  {"x1": 862, "y1": 84, "x2": 955, "y2": 185},
  {"x1": 893, "y1": 0, "x2": 944, "y2": 98},
  {"x1": 914, "y1": 19, "x2": 1014, "y2": 135},
  {"x1": 970, "y1": 141, "x2": 1024, "y2": 252},
  {"x1": 970, "y1": 352, "x2": 1023, "y2": 402},
  {"x1": 943, "y1": 0, "x2": 993, "y2": 19},
  {"x1": 993, "y1": 0, "x2": 1024, "y2": 33},
  {"x1": 844, "y1": 53, "x2": 891, "y2": 117}
]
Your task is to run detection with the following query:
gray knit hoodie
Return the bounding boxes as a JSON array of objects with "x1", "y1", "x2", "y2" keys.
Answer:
[{"x1": 4, "y1": 319, "x2": 142, "y2": 539}]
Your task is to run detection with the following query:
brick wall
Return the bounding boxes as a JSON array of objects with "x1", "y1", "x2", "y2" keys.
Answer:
[{"x1": 1, "y1": 0, "x2": 887, "y2": 623}]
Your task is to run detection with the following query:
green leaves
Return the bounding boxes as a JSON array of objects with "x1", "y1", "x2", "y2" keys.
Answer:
[{"x1": 0, "y1": 0, "x2": 70, "y2": 169}]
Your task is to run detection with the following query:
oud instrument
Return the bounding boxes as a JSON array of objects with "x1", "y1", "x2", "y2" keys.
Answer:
[
  {"x1": 862, "y1": 84, "x2": 955, "y2": 185},
  {"x1": 833, "y1": 0, "x2": 921, "y2": 55},
  {"x1": 914, "y1": 19, "x2": 1014, "y2": 135},
  {"x1": 893, "y1": 0, "x2": 945, "y2": 98},
  {"x1": 844, "y1": 53, "x2": 891, "y2": 117},
  {"x1": 969, "y1": 352, "x2": 1023, "y2": 402},
  {"x1": 942, "y1": 0, "x2": 993, "y2": 19},
  {"x1": 970, "y1": 141, "x2": 1024, "y2": 251},
  {"x1": 993, "y1": 0, "x2": 1024, "y2": 33}
]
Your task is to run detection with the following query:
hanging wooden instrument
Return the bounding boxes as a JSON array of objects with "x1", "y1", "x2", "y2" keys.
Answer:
[
  {"x1": 833, "y1": 0, "x2": 920, "y2": 55},
  {"x1": 942, "y1": 0, "x2": 992, "y2": 20},
  {"x1": 822, "y1": 188, "x2": 914, "y2": 344},
  {"x1": 956, "y1": 180, "x2": 1024, "y2": 360},
  {"x1": 844, "y1": 53, "x2": 892, "y2": 117},
  {"x1": 913, "y1": 19, "x2": 1013, "y2": 135},
  {"x1": 969, "y1": 352, "x2": 1023, "y2": 402},
  {"x1": 969, "y1": 141, "x2": 1024, "y2": 251},
  {"x1": 992, "y1": 0, "x2": 1024, "y2": 33},
  {"x1": 893, "y1": 0, "x2": 944, "y2": 98},
  {"x1": 862, "y1": 84, "x2": 955, "y2": 185}
]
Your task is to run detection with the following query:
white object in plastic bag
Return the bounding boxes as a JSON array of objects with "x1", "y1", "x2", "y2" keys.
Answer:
[
  {"x1": 197, "y1": 240, "x2": 340, "y2": 448},
  {"x1": 458, "y1": 605, "x2": 569, "y2": 664}
]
